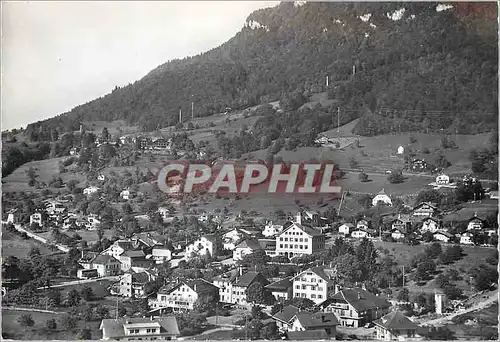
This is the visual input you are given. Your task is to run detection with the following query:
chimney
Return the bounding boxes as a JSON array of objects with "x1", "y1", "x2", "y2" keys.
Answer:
[
  {"x1": 239, "y1": 265, "x2": 243, "y2": 276},
  {"x1": 296, "y1": 212, "x2": 302, "y2": 225},
  {"x1": 321, "y1": 315, "x2": 326, "y2": 323},
  {"x1": 357, "y1": 292, "x2": 361, "y2": 300}
]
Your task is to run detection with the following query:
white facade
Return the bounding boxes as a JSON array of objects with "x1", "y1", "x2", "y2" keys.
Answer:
[
  {"x1": 185, "y1": 236, "x2": 216, "y2": 260},
  {"x1": 372, "y1": 190, "x2": 392, "y2": 207},
  {"x1": 421, "y1": 218, "x2": 439, "y2": 233},
  {"x1": 262, "y1": 222, "x2": 284, "y2": 237},
  {"x1": 120, "y1": 189, "x2": 131, "y2": 200},
  {"x1": 433, "y1": 232, "x2": 451, "y2": 243},
  {"x1": 351, "y1": 229, "x2": 370, "y2": 239},
  {"x1": 291, "y1": 268, "x2": 336, "y2": 305},
  {"x1": 338, "y1": 223, "x2": 353, "y2": 235},
  {"x1": 276, "y1": 222, "x2": 325, "y2": 258},
  {"x1": 151, "y1": 248, "x2": 172, "y2": 264},
  {"x1": 30, "y1": 213, "x2": 43, "y2": 227},
  {"x1": 460, "y1": 232, "x2": 474, "y2": 245},
  {"x1": 397, "y1": 146, "x2": 404, "y2": 154},
  {"x1": 467, "y1": 218, "x2": 483, "y2": 231},
  {"x1": 150, "y1": 283, "x2": 198, "y2": 312},
  {"x1": 435, "y1": 174, "x2": 450, "y2": 185},
  {"x1": 83, "y1": 186, "x2": 100, "y2": 196}
]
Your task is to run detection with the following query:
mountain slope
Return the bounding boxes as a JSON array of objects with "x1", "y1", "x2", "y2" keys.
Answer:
[{"x1": 24, "y1": 2, "x2": 497, "y2": 140}]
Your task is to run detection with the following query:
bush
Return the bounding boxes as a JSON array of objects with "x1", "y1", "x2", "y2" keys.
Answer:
[
  {"x1": 18, "y1": 314, "x2": 35, "y2": 327},
  {"x1": 358, "y1": 172, "x2": 369, "y2": 182},
  {"x1": 388, "y1": 170, "x2": 404, "y2": 184},
  {"x1": 46, "y1": 319, "x2": 57, "y2": 331}
]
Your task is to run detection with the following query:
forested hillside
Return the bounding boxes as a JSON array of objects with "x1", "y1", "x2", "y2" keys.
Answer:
[{"x1": 24, "y1": 2, "x2": 497, "y2": 140}]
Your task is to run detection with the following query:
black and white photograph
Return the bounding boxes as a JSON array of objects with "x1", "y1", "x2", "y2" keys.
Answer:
[{"x1": 1, "y1": 1, "x2": 498, "y2": 341}]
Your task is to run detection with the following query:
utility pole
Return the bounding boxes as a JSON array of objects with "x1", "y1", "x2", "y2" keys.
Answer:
[
  {"x1": 402, "y1": 265, "x2": 405, "y2": 288},
  {"x1": 191, "y1": 97, "x2": 194, "y2": 120},
  {"x1": 179, "y1": 109, "x2": 182, "y2": 123},
  {"x1": 326, "y1": 75, "x2": 329, "y2": 88},
  {"x1": 337, "y1": 107, "x2": 340, "y2": 133}
]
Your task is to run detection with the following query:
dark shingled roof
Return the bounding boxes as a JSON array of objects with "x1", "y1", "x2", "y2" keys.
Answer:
[
  {"x1": 286, "y1": 329, "x2": 330, "y2": 340},
  {"x1": 281, "y1": 222, "x2": 323, "y2": 237},
  {"x1": 100, "y1": 317, "x2": 179, "y2": 338},
  {"x1": 294, "y1": 312, "x2": 339, "y2": 328},
  {"x1": 322, "y1": 288, "x2": 390, "y2": 312},
  {"x1": 131, "y1": 272, "x2": 151, "y2": 284},
  {"x1": 235, "y1": 271, "x2": 268, "y2": 287},
  {"x1": 374, "y1": 310, "x2": 419, "y2": 331},
  {"x1": 158, "y1": 278, "x2": 218, "y2": 295},
  {"x1": 122, "y1": 250, "x2": 146, "y2": 258},
  {"x1": 293, "y1": 267, "x2": 336, "y2": 282},
  {"x1": 265, "y1": 277, "x2": 292, "y2": 291},
  {"x1": 92, "y1": 254, "x2": 119, "y2": 265},
  {"x1": 272, "y1": 305, "x2": 300, "y2": 324},
  {"x1": 236, "y1": 239, "x2": 262, "y2": 251}
]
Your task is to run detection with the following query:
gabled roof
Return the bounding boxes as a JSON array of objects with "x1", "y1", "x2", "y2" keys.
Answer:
[
  {"x1": 413, "y1": 202, "x2": 438, "y2": 211},
  {"x1": 292, "y1": 267, "x2": 336, "y2": 282},
  {"x1": 158, "y1": 278, "x2": 218, "y2": 295},
  {"x1": 293, "y1": 312, "x2": 339, "y2": 328},
  {"x1": 339, "y1": 222, "x2": 354, "y2": 228},
  {"x1": 271, "y1": 305, "x2": 300, "y2": 324},
  {"x1": 280, "y1": 222, "x2": 323, "y2": 237},
  {"x1": 422, "y1": 216, "x2": 439, "y2": 223},
  {"x1": 235, "y1": 271, "x2": 268, "y2": 288},
  {"x1": 322, "y1": 288, "x2": 390, "y2": 312},
  {"x1": 258, "y1": 239, "x2": 276, "y2": 250},
  {"x1": 377, "y1": 189, "x2": 388, "y2": 195},
  {"x1": 286, "y1": 329, "x2": 330, "y2": 340},
  {"x1": 100, "y1": 317, "x2": 179, "y2": 338},
  {"x1": 131, "y1": 272, "x2": 151, "y2": 284},
  {"x1": 122, "y1": 250, "x2": 146, "y2": 258},
  {"x1": 93, "y1": 254, "x2": 119, "y2": 265},
  {"x1": 236, "y1": 239, "x2": 262, "y2": 251},
  {"x1": 433, "y1": 231, "x2": 453, "y2": 238},
  {"x1": 468, "y1": 215, "x2": 484, "y2": 222},
  {"x1": 373, "y1": 310, "x2": 419, "y2": 331},
  {"x1": 201, "y1": 234, "x2": 217, "y2": 243},
  {"x1": 265, "y1": 277, "x2": 292, "y2": 291}
]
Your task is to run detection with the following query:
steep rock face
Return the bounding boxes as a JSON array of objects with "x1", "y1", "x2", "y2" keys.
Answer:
[{"x1": 26, "y1": 2, "x2": 497, "y2": 138}]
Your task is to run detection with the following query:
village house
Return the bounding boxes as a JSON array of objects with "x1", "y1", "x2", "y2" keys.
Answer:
[
  {"x1": 98, "y1": 174, "x2": 106, "y2": 181},
  {"x1": 435, "y1": 174, "x2": 450, "y2": 185},
  {"x1": 373, "y1": 310, "x2": 419, "y2": 341},
  {"x1": 151, "y1": 247, "x2": 172, "y2": 264},
  {"x1": 272, "y1": 305, "x2": 301, "y2": 332},
  {"x1": 372, "y1": 189, "x2": 392, "y2": 207},
  {"x1": 83, "y1": 186, "x2": 100, "y2": 196},
  {"x1": 222, "y1": 228, "x2": 250, "y2": 250},
  {"x1": 212, "y1": 269, "x2": 269, "y2": 305},
  {"x1": 100, "y1": 316, "x2": 180, "y2": 341},
  {"x1": 44, "y1": 199, "x2": 66, "y2": 214},
  {"x1": 78, "y1": 253, "x2": 121, "y2": 278},
  {"x1": 320, "y1": 287, "x2": 391, "y2": 328},
  {"x1": 118, "y1": 271, "x2": 156, "y2": 298},
  {"x1": 467, "y1": 214, "x2": 484, "y2": 231},
  {"x1": 233, "y1": 239, "x2": 262, "y2": 261},
  {"x1": 397, "y1": 146, "x2": 404, "y2": 155},
  {"x1": 411, "y1": 158, "x2": 427, "y2": 171},
  {"x1": 103, "y1": 240, "x2": 136, "y2": 259},
  {"x1": 489, "y1": 191, "x2": 499, "y2": 199},
  {"x1": 185, "y1": 234, "x2": 218, "y2": 260},
  {"x1": 131, "y1": 232, "x2": 164, "y2": 249},
  {"x1": 291, "y1": 267, "x2": 338, "y2": 305},
  {"x1": 460, "y1": 232, "x2": 474, "y2": 245},
  {"x1": 120, "y1": 188, "x2": 134, "y2": 200},
  {"x1": 433, "y1": 231, "x2": 453, "y2": 243},
  {"x1": 351, "y1": 228, "x2": 374, "y2": 239},
  {"x1": 30, "y1": 212, "x2": 44, "y2": 227},
  {"x1": 119, "y1": 250, "x2": 154, "y2": 272},
  {"x1": 259, "y1": 239, "x2": 277, "y2": 257},
  {"x1": 266, "y1": 277, "x2": 293, "y2": 303},
  {"x1": 86, "y1": 214, "x2": 101, "y2": 230},
  {"x1": 262, "y1": 221, "x2": 285, "y2": 237},
  {"x1": 276, "y1": 220, "x2": 325, "y2": 259},
  {"x1": 6, "y1": 209, "x2": 17, "y2": 224},
  {"x1": 421, "y1": 217, "x2": 440, "y2": 233},
  {"x1": 288, "y1": 311, "x2": 339, "y2": 338},
  {"x1": 390, "y1": 215, "x2": 412, "y2": 232},
  {"x1": 149, "y1": 279, "x2": 218, "y2": 312},
  {"x1": 412, "y1": 202, "x2": 438, "y2": 217},
  {"x1": 151, "y1": 137, "x2": 169, "y2": 149},
  {"x1": 69, "y1": 147, "x2": 80, "y2": 156},
  {"x1": 157, "y1": 207, "x2": 175, "y2": 222},
  {"x1": 391, "y1": 227, "x2": 408, "y2": 241},
  {"x1": 338, "y1": 223, "x2": 354, "y2": 236}
]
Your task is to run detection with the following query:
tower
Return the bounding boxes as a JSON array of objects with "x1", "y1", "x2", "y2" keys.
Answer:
[{"x1": 435, "y1": 291, "x2": 446, "y2": 315}]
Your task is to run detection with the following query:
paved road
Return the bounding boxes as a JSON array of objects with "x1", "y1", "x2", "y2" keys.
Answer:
[
  {"x1": 419, "y1": 290, "x2": 498, "y2": 326},
  {"x1": 37, "y1": 276, "x2": 120, "y2": 290}
]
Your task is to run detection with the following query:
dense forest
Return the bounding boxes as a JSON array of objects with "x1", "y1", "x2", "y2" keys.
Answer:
[{"x1": 22, "y1": 2, "x2": 498, "y2": 139}]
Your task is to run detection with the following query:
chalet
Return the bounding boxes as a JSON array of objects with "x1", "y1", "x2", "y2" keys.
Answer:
[
  {"x1": 391, "y1": 227, "x2": 408, "y2": 241},
  {"x1": 351, "y1": 228, "x2": 374, "y2": 239},
  {"x1": 6, "y1": 209, "x2": 17, "y2": 224},
  {"x1": 149, "y1": 279, "x2": 218, "y2": 312},
  {"x1": 356, "y1": 219, "x2": 370, "y2": 230},
  {"x1": 435, "y1": 174, "x2": 450, "y2": 185},
  {"x1": 460, "y1": 232, "x2": 474, "y2": 245},
  {"x1": 288, "y1": 312, "x2": 339, "y2": 337},
  {"x1": 157, "y1": 207, "x2": 174, "y2": 222},
  {"x1": 262, "y1": 221, "x2": 285, "y2": 237},
  {"x1": 374, "y1": 310, "x2": 419, "y2": 341},
  {"x1": 412, "y1": 202, "x2": 438, "y2": 218},
  {"x1": 100, "y1": 316, "x2": 179, "y2": 340},
  {"x1": 78, "y1": 253, "x2": 121, "y2": 278},
  {"x1": 233, "y1": 239, "x2": 262, "y2": 261},
  {"x1": 390, "y1": 215, "x2": 412, "y2": 232},
  {"x1": 185, "y1": 235, "x2": 218, "y2": 260},
  {"x1": 103, "y1": 240, "x2": 135, "y2": 259},
  {"x1": 83, "y1": 186, "x2": 100, "y2": 196},
  {"x1": 151, "y1": 247, "x2": 172, "y2": 264},
  {"x1": 222, "y1": 228, "x2": 250, "y2": 250},
  {"x1": 266, "y1": 277, "x2": 293, "y2": 303},
  {"x1": 44, "y1": 199, "x2": 66, "y2": 214},
  {"x1": 276, "y1": 222, "x2": 325, "y2": 258},
  {"x1": 433, "y1": 231, "x2": 453, "y2": 243},
  {"x1": 291, "y1": 267, "x2": 338, "y2": 305},
  {"x1": 86, "y1": 214, "x2": 101, "y2": 230},
  {"x1": 397, "y1": 146, "x2": 404, "y2": 155},
  {"x1": 372, "y1": 189, "x2": 392, "y2": 207},
  {"x1": 272, "y1": 305, "x2": 301, "y2": 332},
  {"x1": 259, "y1": 239, "x2": 277, "y2": 257},
  {"x1": 118, "y1": 271, "x2": 156, "y2": 298},
  {"x1": 320, "y1": 288, "x2": 391, "y2": 328},
  {"x1": 120, "y1": 189, "x2": 134, "y2": 200},
  {"x1": 338, "y1": 223, "x2": 354, "y2": 236},
  {"x1": 467, "y1": 214, "x2": 484, "y2": 231},
  {"x1": 98, "y1": 174, "x2": 106, "y2": 181},
  {"x1": 212, "y1": 268, "x2": 269, "y2": 305},
  {"x1": 119, "y1": 250, "x2": 154, "y2": 272},
  {"x1": 421, "y1": 217, "x2": 440, "y2": 233},
  {"x1": 30, "y1": 212, "x2": 44, "y2": 227},
  {"x1": 411, "y1": 159, "x2": 427, "y2": 171}
]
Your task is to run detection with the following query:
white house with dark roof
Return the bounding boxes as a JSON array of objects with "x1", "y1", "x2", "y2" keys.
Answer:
[
  {"x1": 374, "y1": 310, "x2": 420, "y2": 341},
  {"x1": 433, "y1": 231, "x2": 453, "y2": 243},
  {"x1": 119, "y1": 250, "x2": 154, "y2": 272},
  {"x1": 372, "y1": 189, "x2": 392, "y2": 207},
  {"x1": 421, "y1": 217, "x2": 440, "y2": 233},
  {"x1": 276, "y1": 222, "x2": 325, "y2": 258},
  {"x1": 149, "y1": 279, "x2": 219, "y2": 312},
  {"x1": 467, "y1": 214, "x2": 484, "y2": 231},
  {"x1": 102, "y1": 240, "x2": 135, "y2": 259},
  {"x1": 272, "y1": 305, "x2": 301, "y2": 332},
  {"x1": 460, "y1": 232, "x2": 474, "y2": 245},
  {"x1": 412, "y1": 202, "x2": 438, "y2": 217},
  {"x1": 223, "y1": 228, "x2": 250, "y2": 250},
  {"x1": 100, "y1": 316, "x2": 179, "y2": 340},
  {"x1": 233, "y1": 239, "x2": 262, "y2": 261},
  {"x1": 212, "y1": 268, "x2": 269, "y2": 304},
  {"x1": 185, "y1": 234, "x2": 218, "y2": 260},
  {"x1": 83, "y1": 186, "x2": 100, "y2": 196},
  {"x1": 118, "y1": 270, "x2": 156, "y2": 298},
  {"x1": 338, "y1": 223, "x2": 354, "y2": 236},
  {"x1": 288, "y1": 311, "x2": 339, "y2": 337},
  {"x1": 151, "y1": 247, "x2": 172, "y2": 264},
  {"x1": 262, "y1": 221, "x2": 285, "y2": 237},
  {"x1": 78, "y1": 252, "x2": 121, "y2": 278},
  {"x1": 291, "y1": 267, "x2": 338, "y2": 305},
  {"x1": 435, "y1": 174, "x2": 450, "y2": 185},
  {"x1": 320, "y1": 287, "x2": 391, "y2": 328},
  {"x1": 266, "y1": 277, "x2": 293, "y2": 302}
]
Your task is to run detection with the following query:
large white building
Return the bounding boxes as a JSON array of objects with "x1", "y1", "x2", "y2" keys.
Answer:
[
  {"x1": 185, "y1": 235, "x2": 218, "y2": 260},
  {"x1": 291, "y1": 267, "x2": 338, "y2": 305},
  {"x1": 212, "y1": 269, "x2": 269, "y2": 305},
  {"x1": 100, "y1": 317, "x2": 180, "y2": 341},
  {"x1": 149, "y1": 279, "x2": 218, "y2": 312},
  {"x1": 276, "y1": 222, "x2": 325, "y2": 259}
]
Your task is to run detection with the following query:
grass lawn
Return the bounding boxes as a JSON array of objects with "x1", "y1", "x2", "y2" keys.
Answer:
[
  {"x1": 2, "y1": 156, "x2": 86, "y2": 193},
  {"x1": 83, "y1": 120, "x2": 139, "y2": 136},
  {"x1": 2, "y1": 230, "x2": 54, "y2": 258},
  {"x1": 191, "y1": 329, "x2": 235, "y2": 340},
  {"x1": 1, "y1": 309, "x2": 101, "y2": 340},
  {"x1": 58, "y1": 279, "x2": 114, "y2": 299}
]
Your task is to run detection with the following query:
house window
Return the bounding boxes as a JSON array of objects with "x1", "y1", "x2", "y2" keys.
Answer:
[
  {"x1": 318, "y1": 295, "x2": 322, "y2": 299},
  {"x1": 311, "y1": 294, "x2": 316, "y2": 298},
  {"x1": 295, "y1": 285, "x2": 300, "y2": 289}
]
